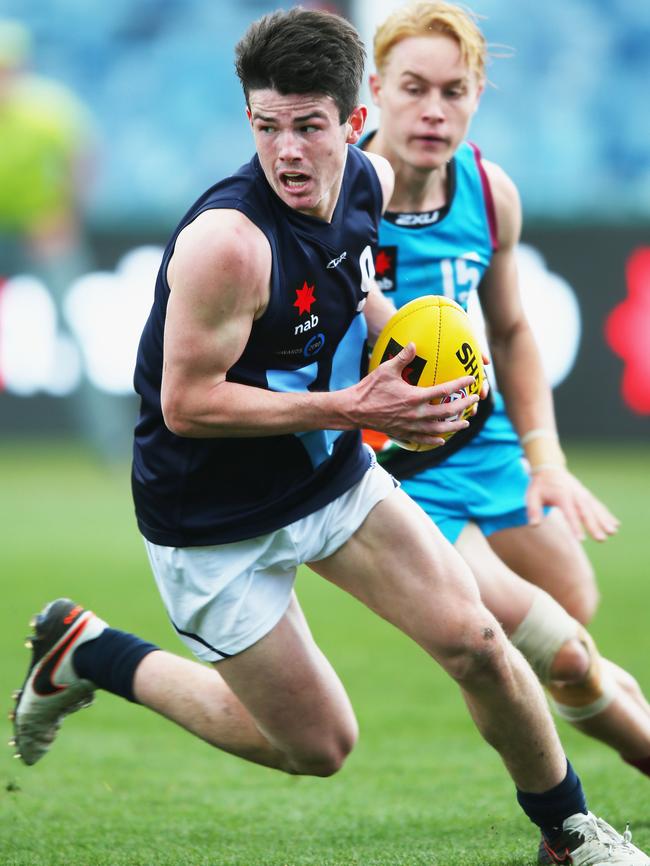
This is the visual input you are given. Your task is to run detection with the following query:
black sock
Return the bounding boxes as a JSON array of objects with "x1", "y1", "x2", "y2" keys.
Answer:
[
  {"x1": 73, "y1": 627, "x2": 159, "y2": 703},
  {"x1": 516, "y1": 759, "x2": 588, "y2": 843}
]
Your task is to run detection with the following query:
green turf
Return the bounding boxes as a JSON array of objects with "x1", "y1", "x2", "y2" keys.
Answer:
[{"x1": 1, "y1": 441, "x2": 649, "y2": 865}]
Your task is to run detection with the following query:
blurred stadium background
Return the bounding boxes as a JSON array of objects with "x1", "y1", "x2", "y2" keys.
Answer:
[
  {"x1": 1, "y1": 4, "x2": 649, "y2": 864},
  {"x1": 0, "y1": 0, "x2": 649, "y2": 456}
]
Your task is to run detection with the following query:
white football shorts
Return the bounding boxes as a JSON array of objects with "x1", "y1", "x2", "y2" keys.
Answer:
[{"x1": 143, "y1": 452, "x2": 397, "y2": 663}]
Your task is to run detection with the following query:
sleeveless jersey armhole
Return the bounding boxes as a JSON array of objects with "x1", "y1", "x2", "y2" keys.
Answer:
[
  {"x1": 161, "y1": 198, "x2": 278, "y2": 300},
  {"x1": 468, "y1": 141, "x2": 499, "y2": 253}
]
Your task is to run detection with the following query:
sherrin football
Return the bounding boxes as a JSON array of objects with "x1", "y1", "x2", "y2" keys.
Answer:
[{"x1": 368, "y1": 295, "x2": 485, "y2": 451}]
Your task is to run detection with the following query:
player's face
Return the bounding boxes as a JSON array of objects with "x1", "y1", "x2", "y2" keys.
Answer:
[
  {"x1": 370, "y1": 34, "x2": 483, "y2": 170},
  {"x1": 247, "y1": 90, "x2": 366, "y2": 222}
]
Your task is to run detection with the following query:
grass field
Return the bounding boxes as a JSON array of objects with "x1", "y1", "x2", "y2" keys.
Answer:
[{"x1": 1, "y1": 441, "x2": 649, "y2": 866}]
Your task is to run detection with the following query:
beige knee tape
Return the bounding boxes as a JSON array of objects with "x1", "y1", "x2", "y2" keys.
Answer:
[
  {"x1": 510, "y1": 590, "x2": 576, "y2": 683},
  {"x1": 509, "y1": 591, "x2": 616, "y2": 721},
  {"x1": 550, "y1": 627, "x2": 616, "y2": 721}
]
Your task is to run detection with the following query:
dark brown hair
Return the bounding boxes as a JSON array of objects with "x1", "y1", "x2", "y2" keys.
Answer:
[{"x1": 235, "y1": 7, "x2": 365, "y2": 123}]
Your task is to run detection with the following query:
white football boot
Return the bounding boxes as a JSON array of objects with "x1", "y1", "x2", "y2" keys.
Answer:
[
  {"x1": 10, "y1": 598, "x2": 107, "y2": 765},
  {"x1": 539, "y1": 812, "x2": 650, "y2": 865}
]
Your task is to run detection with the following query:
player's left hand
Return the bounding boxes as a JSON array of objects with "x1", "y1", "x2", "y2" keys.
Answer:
[{"x1": 526, "y1": 466, "x2": 620, "y2": 542}]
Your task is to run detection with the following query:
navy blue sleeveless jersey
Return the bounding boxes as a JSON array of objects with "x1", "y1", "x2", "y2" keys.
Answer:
[{"x1": 132, "y1": 146, "x2": 383, "y2": 546}]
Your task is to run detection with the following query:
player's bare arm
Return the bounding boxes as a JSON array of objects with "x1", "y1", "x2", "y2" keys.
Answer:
[
  {"x1": 362, "y1": 278, "x2": 397, "y2": 345},
  {"x1": 478, "y1": 160, "x2": 618, "y2": 540},
  {"x1": 162, "y1": 207, "x2": 475, "y2": 443},
  {"x1": 365, "y1": 150, "x2": 395, "y2": 215},
  {"x1": 360, "y1": 149, "x2": 402, "y2": 345},
  {"x1": 477, "y1": 160, "x2": 557, "y2": 436}
]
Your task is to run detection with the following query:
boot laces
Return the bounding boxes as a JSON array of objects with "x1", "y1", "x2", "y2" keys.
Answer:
[{"x1": 591, "y1": 816, "x2": 634, "y2": 850}]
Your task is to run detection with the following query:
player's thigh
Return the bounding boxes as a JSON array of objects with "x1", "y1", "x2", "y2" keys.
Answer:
[
  {"x1": 309, "y1": 487, "x2": 497, "y2": 661},
  {"x1": 454, "y1": 522, "x2": 535, "y2": 635},
  {"x1": 215, "y1": 592, "x2": 357, "y2": 759},
  {"x1": 487, "y1": 508, "x2": 598, "y2": 624}
]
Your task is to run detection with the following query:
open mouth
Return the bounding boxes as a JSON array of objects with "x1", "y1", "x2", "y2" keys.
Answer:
[{"x1": 280, "y1": 171, "x2": 310, "y2": 191}]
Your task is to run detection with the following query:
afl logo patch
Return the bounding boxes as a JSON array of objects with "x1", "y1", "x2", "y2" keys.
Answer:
[{"x1": 440, "y1": 388, "x2": 468, "y2": 421}]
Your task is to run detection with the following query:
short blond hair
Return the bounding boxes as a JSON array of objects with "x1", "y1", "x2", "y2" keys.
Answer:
[{"x1": 373, "y1": 1, "x2": 487, "y2": 80}]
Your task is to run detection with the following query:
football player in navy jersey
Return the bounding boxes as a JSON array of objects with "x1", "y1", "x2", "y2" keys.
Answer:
[
  {"x1": 362, "y1": 2, "x2": 650, "y2": 860},
  {"x1": 11, "y1": 8, "x2": 649, "y2": 864}
]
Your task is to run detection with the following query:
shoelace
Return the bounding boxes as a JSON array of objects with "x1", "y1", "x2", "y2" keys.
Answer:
[{"x1": 591, "y1": 816, "x2": 634, "y2": 850}]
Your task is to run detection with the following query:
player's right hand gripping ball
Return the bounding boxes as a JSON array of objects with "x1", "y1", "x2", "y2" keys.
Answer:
[{"x1": 368, "y1": 295, "x2": 485, "y2": 451}]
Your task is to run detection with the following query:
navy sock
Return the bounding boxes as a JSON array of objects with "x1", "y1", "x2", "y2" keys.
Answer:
[
  {"x1": 73, "y1": 627, "x2": 159, "y2": 703},
  {"x1": 516, "y1": 759, "x2": 588, "y2": 842}
]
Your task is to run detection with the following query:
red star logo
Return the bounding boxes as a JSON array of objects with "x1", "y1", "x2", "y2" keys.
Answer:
[
  {"x1": 294, "y1": 281, "x2": 316, "y2": 315},
  {"x1": 375, "y1": 250, "x2": 392, "y2": 276},
  {"x1": 605, "y1": 247, "x2": 650, "y2": 414}
]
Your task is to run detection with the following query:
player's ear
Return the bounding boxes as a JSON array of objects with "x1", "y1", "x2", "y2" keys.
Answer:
[
  {"x1": 368, "y1": 73, "x2": 382, "y2": 106},
  {"x1": 472, "y1": 77, "x2": 486, "y2": 113},
  {"x1": 346, "y1": 104, "x2": 367, "y2": 144}
]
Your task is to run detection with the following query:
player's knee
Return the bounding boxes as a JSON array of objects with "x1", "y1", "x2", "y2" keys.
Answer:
[
  {"x1": 288, "y1": 743, "x2": 352, "y2": 777},
  {"x1": 548, "y1": 630, "x2": 616, "y2": 722},
  {"x1": 511, "y1": 590, "x2": 585, "y2": 684},
  {"x1": 510, "y1": 591, "x2": 616, "y2": 721},
  {"x1": 440, "y1": 622, "x2": 509, "y2": 687},
  {"x1": 549, "y1": 639, "x2": 591, "y2": 683},
  {"x1": 286, "y1": 721, "x2": 358, "y2": 777}
]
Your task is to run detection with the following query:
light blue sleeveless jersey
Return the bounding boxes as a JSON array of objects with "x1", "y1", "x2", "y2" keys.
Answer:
[{"x1": 374, "y1": 140, "x2": 532, "y2": 543}]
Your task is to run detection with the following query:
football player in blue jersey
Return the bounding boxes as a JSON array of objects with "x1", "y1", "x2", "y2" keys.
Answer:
[
  {"x1": 362, "y1": 0, "x2": 650, "y2": 845},
  {"x1": 11, "y1": 8, "x2": 649, "y2": 864}
]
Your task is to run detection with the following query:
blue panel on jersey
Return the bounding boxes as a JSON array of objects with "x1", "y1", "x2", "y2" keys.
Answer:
[
  {"x1": 266, "y1": 362, "x2": 319, "y2": 394},
  {"x1": 265, "y1": 314, "x2": 367, "y2": 469},
  {"x1": 332, "y1": 313, "x2": 367, "y2": 390},
  {"x1": 266, "y1": 362, "x2": 337, "y2": 469}
]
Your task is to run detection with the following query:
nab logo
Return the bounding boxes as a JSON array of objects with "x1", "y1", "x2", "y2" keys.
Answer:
[
  {"x1": 327, "y1": 251, "x2": 347, "y2": 269},
  {"x1": 293, "y1": 281, "x2": 319, "y2": 334},
  {"x1": 294, "y1": 281, "x2": 316, "y2": 314},
  {"x1": 374, "y1": 246, "x2": 397, "y2": 293},
  {"x1": 295, "y1": 313, "x2": 319, "y2": 335}
]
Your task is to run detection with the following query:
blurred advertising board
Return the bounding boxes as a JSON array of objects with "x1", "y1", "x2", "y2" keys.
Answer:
[{"x1": 0, "y1": 227, "x2": 648, "y2": 443}]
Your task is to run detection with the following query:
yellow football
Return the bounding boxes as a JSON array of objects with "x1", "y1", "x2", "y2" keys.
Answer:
[{"x1": 368, "y1": 295, "x2": 485, "y2": 451}]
